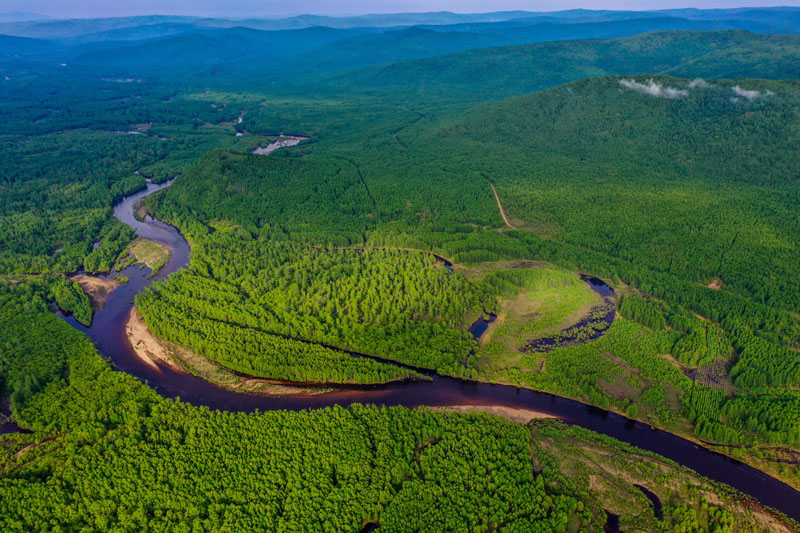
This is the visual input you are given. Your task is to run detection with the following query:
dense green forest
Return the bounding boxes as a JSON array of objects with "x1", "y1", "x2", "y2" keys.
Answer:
[
  {"x1": 0, "y1": 84, "x2": 280, "y2": 277},
  {"x1": 444, "y1": 76, "x2": 800, "y2": 312},
  {"x1": 134, "y1": 73, "x2": 800, "y2": 490},
  {"x1": 2, "y1": 14, "x2": 800, "y2": 530},
  {"x1": 136, "y1": 229, "x2": 490, "y2": 379},
  {"x1": 0, "y1": 286, "x2": 788, "y2": 531},
  {"x1": 322, "y1": 30, "x2": 800, "y2": 101}
]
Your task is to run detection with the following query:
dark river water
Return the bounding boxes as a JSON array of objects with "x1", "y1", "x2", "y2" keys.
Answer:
[{"x1": 55, "y1": 180, "x2": 800, "y2": 522}]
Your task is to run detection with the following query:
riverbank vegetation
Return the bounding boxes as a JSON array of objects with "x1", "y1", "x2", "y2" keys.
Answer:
[
  {"x1": 1, "y1": 286, "x2": 793, "y2": 531},
  {"x1": 0, "y1": 90, "x2": 283, "y2": 277},
  {"x1": 135, "y1": 230, "x2": 490, "y2": 380}
]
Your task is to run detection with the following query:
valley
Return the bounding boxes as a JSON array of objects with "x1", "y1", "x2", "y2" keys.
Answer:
[{"x1": 1, "y1": 8, "x2": 799, "y2": 531}]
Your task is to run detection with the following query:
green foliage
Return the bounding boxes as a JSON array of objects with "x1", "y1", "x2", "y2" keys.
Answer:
[
  {"x1": 47, "y1": 277, "x2": 93, "y2": 326},
  {"x1": 330, "y1": 31, "x2": 800, "y2": 102},
  {"x1": 530, "y1": 419, "x2": 757, "y2": 532},
  {"x1": 146, "y1": 150, "x2": 375, "y2": 245},
  {"x1": 640, "y1": 384, "x2": 677, "y2": 425},
  {"x1": 481, "y1": 267, "x2": 584, "y2": 299},
  {"x1": 444, "y1": 76, "x2": 800, "y2": 315},
  {"x1": 664, "y1": 503, "x2": 735, "y2": 533},
  {"x1": 0, "y1": 288, "x2": 600, "y2": 531},
  {"x1": 3, "y1": 21, "x2": 800, "y2": 503},
  {"x1": 2, "y1": 288, "x2": 785, "y2": 531},
  {"x1": 137, "y1": 292, "x2": 423, "y2": 384},
  {"x1": 684, "y1": 385, "x2": 800, "y2": 446},
  {"x1": 0, "y1": 289, "x2": 70, "y2": 409},
  {"x1": 619, "y1": 295, "x2": 666, "y2": 330},
  {"x1": 137, "y1": 229, "x2": 490, "y2": 378},
  {"x1": 671, "y1": 322, "x2": 729, "y2": 367},
  {"x1": 0, "y1": 87, "x2": 281, "y2": 276},
  {"x1": 728, "y1": 324, "x2": 800, "y2": 388}
]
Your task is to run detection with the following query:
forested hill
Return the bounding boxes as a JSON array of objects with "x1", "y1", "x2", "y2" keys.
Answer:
[
  {"x1": 152, "y1": 75, "x2": 800, "y2": 337},
  {"x1": 434, "y1": 75, "x2": 800, "y2": 314},
  {"x1": 68, "y1": 19, "x2": 796, "y2": 81},
  {"x1": 4, "y1": 21, "x2": 800, "y2": 87},
  {"x1": 324, "y1": 30, "x2": 800, "y2": 100},
  {"x1": 424, "y1": 76, "x2": 800, "y2": 456}
]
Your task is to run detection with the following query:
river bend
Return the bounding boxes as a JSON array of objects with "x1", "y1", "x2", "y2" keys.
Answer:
[{"x1": 56, "y1": 180, "x2": 800, "y2": 522}]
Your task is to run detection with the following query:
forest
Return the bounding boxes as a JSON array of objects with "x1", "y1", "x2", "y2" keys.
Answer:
[
  {"x1": 2, "y1": 10, "x2": 800, "y2": 531},
  {"x1": 130, "y1": 72, "x2": 800, "y2": 492},
  {"x1": 0, "y1": 285, "x2": 788, "y2": 531},
  {"x1": 135, "y1": 229, "x2": 490, "y2": 380}
]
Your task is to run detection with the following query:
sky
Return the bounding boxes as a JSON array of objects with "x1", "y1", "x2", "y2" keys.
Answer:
[{"x1": 3, "y1": 0, "x2": 799, "y2": 19}]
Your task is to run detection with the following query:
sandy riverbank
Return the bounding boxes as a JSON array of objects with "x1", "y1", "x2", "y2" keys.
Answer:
[
  {"x1": 125, "y1": 307, "x2": 180, "y2": 370},
  {"x1": 125, "y1": 307, "x2": 325, "y2": 396},
  {"x1": 70, "y1": 274, "x2": 120, "y2": 308}
]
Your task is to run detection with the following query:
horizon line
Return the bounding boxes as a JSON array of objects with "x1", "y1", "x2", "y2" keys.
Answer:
[{"x1": 3, "y1": 5, "x2": 799, "y2": 22}]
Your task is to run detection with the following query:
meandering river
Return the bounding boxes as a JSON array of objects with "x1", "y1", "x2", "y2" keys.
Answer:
[{"x1": 58, "y1": 180, "x2": 800, "y2": 521}]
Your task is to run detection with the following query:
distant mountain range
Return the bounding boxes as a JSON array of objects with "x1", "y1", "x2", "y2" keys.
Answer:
[
  {"x1": 0, "y1": 12, "x2": 50, "y2": 23},
  {"x1": 2, "y1": 8, "x2": 800, "y2": 98},
  {"x1": 322, "y1": 30, "x2": 800, "y2": 101},
  {"x1": 1, "y1": 7, "x2": 799, "y2": 41}
]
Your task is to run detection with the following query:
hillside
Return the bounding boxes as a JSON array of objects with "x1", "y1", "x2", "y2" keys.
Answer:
[
  {"x1": 0, "y1": 34, "x2": 65, "y2": 61},
  {"x1": 74, "y1": 26, "x2": 354, "y2": 74},
  {"x1": 327, "y1": 30, "x2": 800, "y2": 100},
  {"x1": 438, "y1": 75, "x2": 800, "y2": 311},
  {"x1": 4, "y1": 19, "x2": 799, "y2": 86}
]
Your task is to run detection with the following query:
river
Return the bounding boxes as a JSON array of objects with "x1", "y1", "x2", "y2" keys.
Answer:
[{"x1": 57, "y1": 179, "x2": 800, "y2": 522}]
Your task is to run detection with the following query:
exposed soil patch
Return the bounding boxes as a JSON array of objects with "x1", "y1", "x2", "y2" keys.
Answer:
[
  {"x1": 70, "y1": 274, "x2": 120, "y2": 308},
  {"x1": 490, "y1": 183, "x2": 516, "y2": 230},
  {"x1": 252, "y1": 136, "x2": 306, "y2": 155},
  {"x1": 708, "y1": 278, "x2": 723, "y2": 290},
  {"x1": 132, "y1": 199, "x2": 149, "y2": 221}
]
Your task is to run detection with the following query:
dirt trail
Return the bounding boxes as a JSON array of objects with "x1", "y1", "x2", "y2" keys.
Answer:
[{"x1": 490, "y1": 184, "x2": 516, "y2": 230}]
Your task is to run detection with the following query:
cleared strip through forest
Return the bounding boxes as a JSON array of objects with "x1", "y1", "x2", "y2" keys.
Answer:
[{"x1": 490, "y1": 183, "x2": 516, "y2": 230}]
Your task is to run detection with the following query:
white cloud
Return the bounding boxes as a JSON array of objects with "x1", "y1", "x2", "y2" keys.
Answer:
[
  {"x1": 688, "y1": 78, "x2": 713, "y2": 89},
  {"x1": 619, "y1": 78, "x2": 688, "y2": 99},
  {"x1": 731, "y1": 85, "x2": 770, "y2": 101}
]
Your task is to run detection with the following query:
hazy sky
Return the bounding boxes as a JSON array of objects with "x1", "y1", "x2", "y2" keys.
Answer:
[{"x1": 4, "y1": 0, "x2": 799, "y2": 19}]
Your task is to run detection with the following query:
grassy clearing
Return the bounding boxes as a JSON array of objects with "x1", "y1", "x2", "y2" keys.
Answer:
[
  {"x1": 473, "y1": 267, "x2": 602, "y2": 373},
  {"x1": 465, "y1": 266, "x2": 695, "y2": 435},
  {"x1": 127, "y1": 238, "x2": 170, "y2": 275}
]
